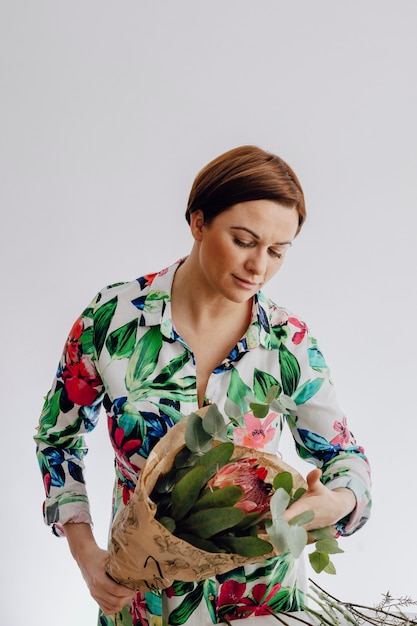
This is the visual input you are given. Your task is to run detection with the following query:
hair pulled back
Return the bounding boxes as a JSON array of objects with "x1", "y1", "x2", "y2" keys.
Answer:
[{"x1": 185, "y1": 145, "x2": 306, "y2": 234}]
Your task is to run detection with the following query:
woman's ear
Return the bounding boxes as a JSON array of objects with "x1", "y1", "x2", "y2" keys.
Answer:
[{"x1": 189, "y1": 210, "x2": 206, "y2": 241}]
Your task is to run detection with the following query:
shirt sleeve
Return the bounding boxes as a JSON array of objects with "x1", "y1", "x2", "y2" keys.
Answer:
[
  {"x1": 34, "y1": 297, "x2": 105, "y2": 536},
  {"x1": 283, "y1": 317, "x2": 372, "y2": 536}
]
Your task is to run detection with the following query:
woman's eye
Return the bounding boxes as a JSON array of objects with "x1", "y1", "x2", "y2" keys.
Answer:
[
  {"x1": 233, "y1": 238, "x2": 253, "y2": 248},
  {"x1": 268, "y1": 249, "x2": 283, "y2": 259}
]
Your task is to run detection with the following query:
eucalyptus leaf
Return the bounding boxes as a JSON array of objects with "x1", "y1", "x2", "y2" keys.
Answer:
[
  {"x1": 266, "y1": 384, "x2": 280, "y2": 404},
  {"x1": 291, "y1": 487, "x2": 307, "y2": 503},
  {"x1": 171, "y1": 465, "x2": 207, "y2": 521},
  {"x1": 249, "y1": 402, "x2": 270, "y2": 418},
  {"x1": 270, "y1": 394, "x2": 298, "y2": 414},
  {"x1": 323, "y1": 560, "x2": 337, "y2": 575},
  {"x1": 287, "y1": 524, "x2": 308, "y2": 558},
  {"x1": 288, "y1": 509, "x2": 315, "y2": 527},
  {"x1": 315, "y1": 538, "x2": 344, "y2": 554},
  {"x1": 308, "y1": 526, "x2": 335, "y2": 541},
  {"x1": 273, "y1": 471, "x2": 293, "y2": 494},
  {"x1": 224, "y1": 398, "x2": 242, "y2": 419},
  {"x1": 202, "y1": 404, "x2": 229, "y2": 439},
  {"x1": 266, "y1": 517, "x2": 290, "y2": 553},
  {"x1": 270, "y1": 488, "x2": 291, "y2": 519},
  {"x1": 185, "y1": 412, "x2": 213, "y2": 454},
  {"x1": 309, "y1": 550, "x2": 330, "y2": 573}
]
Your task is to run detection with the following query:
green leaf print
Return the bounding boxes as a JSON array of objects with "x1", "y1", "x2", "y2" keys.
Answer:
[
  {"x1": 253, "y1": 368, "x2": 282, "y2": 403},
  {"x1": 125, "y1": 326, "x2": 163, "y2": 394},
  {"x1": 93, "y1": 296, "x2": 118, "y2": 357},
  {"x1": 227, "y1": 368, "x2": 252, "y2": 414},
  {"x1": 168, "y1": 582, "x2": 205, "y2": 625},
  {"x1": 106, "y1": 319, "x2": 137, "y2": 360},
  {"x1": 203, "y1": 579, "x2": 217, "y2": 624},
  {"x1": 131, "y1": 376, "x2": 197, "y2": 403},
  {"x1": 278, "y1": 344, "x2": 301, "y2": 396},
  {"x1": 153, "y1": 350, "x2": 190, "y2": 384},
  {"x1": 292, "y1": 378, "x2": 325, "y2": 405},
  {"x1": 79, "y1": 326, "x2": 94, "y2": 354},
  {"x1": 36, "y1": 389, "x2": 63, "y2": 439}
]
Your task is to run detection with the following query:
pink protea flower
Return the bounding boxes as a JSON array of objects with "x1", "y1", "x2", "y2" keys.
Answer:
[{"x1": 207, "y1": 457, "x2": 272, "y2": 514}]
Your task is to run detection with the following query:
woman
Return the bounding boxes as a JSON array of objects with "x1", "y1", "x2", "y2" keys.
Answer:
[{"x1": 35, "y1": 145, "x2": 371, "y2": 625}]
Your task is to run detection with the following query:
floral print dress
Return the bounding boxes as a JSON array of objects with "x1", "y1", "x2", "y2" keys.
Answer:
[{"x1": 34, "y1": 259, "x2": 372, "y2": 626}]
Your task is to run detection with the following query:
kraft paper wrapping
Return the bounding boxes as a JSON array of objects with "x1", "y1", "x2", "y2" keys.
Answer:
[{"x1": 106, "y1": 409, "x2": 307, "y2": 592}]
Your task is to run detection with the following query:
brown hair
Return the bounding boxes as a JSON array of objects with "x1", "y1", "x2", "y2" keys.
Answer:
[{"x1": 185, "y1": 145, "x2": 306, "y2": 235}]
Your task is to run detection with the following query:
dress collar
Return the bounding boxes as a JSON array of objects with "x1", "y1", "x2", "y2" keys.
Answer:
[{"x1": 135, "y1": 259, "x2": 287, "y2": 351}]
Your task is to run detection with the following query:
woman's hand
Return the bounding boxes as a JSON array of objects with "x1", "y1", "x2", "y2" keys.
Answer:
[
  {"x1": 283, "y1": 468, "x2": 356, "y2": 531},
  {"x1": 64, "y1": 523, "x2": 136, "y2": 615}
]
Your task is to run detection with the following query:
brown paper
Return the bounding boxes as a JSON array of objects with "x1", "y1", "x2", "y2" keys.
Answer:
[{"x1": 106, "y1": 409, "x2": 307, "y2": 592}]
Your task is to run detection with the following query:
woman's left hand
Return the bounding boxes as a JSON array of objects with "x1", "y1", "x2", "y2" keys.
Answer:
[{"x1": 283, "y1": 468, "x2": 356, "y2": 531}]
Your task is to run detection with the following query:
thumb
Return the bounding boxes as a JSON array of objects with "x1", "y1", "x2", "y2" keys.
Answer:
[{"x1": 306, "y1": 468, "x2": 322, "y2": 490}]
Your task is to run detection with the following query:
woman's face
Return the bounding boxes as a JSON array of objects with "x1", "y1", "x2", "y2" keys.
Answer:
[{"x1": 191, "y1": 200, "x2": 299, "y2": 303}]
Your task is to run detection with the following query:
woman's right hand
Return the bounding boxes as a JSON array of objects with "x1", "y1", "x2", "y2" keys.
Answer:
[{"x1": 64, "y1": 522, "x2": 136, "y2": 615}]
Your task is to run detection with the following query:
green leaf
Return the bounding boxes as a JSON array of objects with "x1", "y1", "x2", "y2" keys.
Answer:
[
  {"x1": 168, "y1": 582, "x2": 205, "y2": 625},
  {"x1": 194, "y1": 442, "x2": 234, "y2": 481},
  {"x1": 224, "y1": 397, "x2": 242, "y2": 419},
  {"x1": 192, "y1": 485, "x2": 244, "y2": 512},
  {"x1": 226, "y1": 369, "x2": 251, "y2": 414},
  {"x1": 38, "y1": 389, "x2": 63, "y2": 435},
  {"x1": 185, "y1": 412, "x2": 213, "y2": 454},
  {"x1": 309, "y1": 550, "x2": 330, "y2": 573},
  {"x1": 159, "y1": 516, "x2": 176, "y2": 532},
  {"x1": 323, "y1": 560, "x2": 337, "y2": 575},
  {"x1": 270, "y1": 394, "x2": 298, "y2": 414},
  {"x1": 125, "y1": 326, "x2": 163, "y2": 392},
  {"x1": 315, "y1": 538, "x2": 344, "y2": 554},
  {"x1": 215, "y1": 536, "x2": 273, "y2": 557},
  {"x1": 93, "y1": 296, "x2": 118, "y2": 357},
  {"x1": 291, "y1": 487, "x2": 306, "y2": 503},
  {"x1": 181, "y1": 507, "x2": 245, "y2": 539},
  {"x1": 201, "y1": 404, "x2": 228, "y2": 439},
  {"x1": 175, "y1": 533, "x2": 223, "y2": 553},
  {"x1": 287, "y1": 524, "x2": 308, "y2": 558},
  {"x1": 270, "y1": 488, "x2": 291, "y2": 519},
  {"x1": 171, "y1": 465, "x2": 207, "y2": 521},
  {"x1": 253, "y1": 369, "x2": 281, "y2": 403},
  {"x1": 288, "y1": 510, "x2": 314, "y2": 527},
  {"x1": 266, "y1": 517, "x2": 290, "y2": 553},
  {"x1": 273, "y1": 471, "x2": 293, "y2": 494},
  {"x1": 308, "y1": 526, "x2": 335, "y2": 541},
  {"x1": 106, "y1": 320, "x2": 137, "y2": 360},
  {"x1": 278, "y1": 344, "x2": 301, "y2": 396},
  {"x1": 249, "y1": 402, "x2": 269, "y2": 418},
  {"x1": 292, "y1": 378, "x2": 325, "y2": 405}
]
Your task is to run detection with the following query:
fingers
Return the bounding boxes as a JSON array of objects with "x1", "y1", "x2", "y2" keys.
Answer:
[{"x1": 306, "y1": 468, "x2": 322, "y2": 490}]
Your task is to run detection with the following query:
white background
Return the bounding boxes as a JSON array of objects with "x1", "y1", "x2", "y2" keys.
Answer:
[{"x1": 1, "y1": 2, "x2": 416, "y2": 624}]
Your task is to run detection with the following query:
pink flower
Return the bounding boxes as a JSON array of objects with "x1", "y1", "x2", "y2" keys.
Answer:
[
  {"x1": 207, "y1": 457, "x2": 272, "y2": 514},
  {"x1": 288, "y1": 316, "x2": 308, "y2": 344},
  {"x1": 233, "y1": 412, "x2": 277, "y2": 450},
  {"x1": 330, "y1": 417, "x2": 351, "y2": 448}
]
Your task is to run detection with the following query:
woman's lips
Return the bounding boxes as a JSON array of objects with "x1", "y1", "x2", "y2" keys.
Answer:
[{"x1": 233, "y1": 275, "x2": 259, "y2": 289}]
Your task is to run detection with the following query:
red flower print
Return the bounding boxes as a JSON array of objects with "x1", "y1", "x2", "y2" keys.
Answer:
[
  {"x1": 130, "y1": 592, "x2": 148, "y2": 626},
  {"x1": 217, "y1": 579, "x2": 246, "y2": 609},
  {"x1": 330, "y1": 416, "x2": 351, "y2": 448},
  {"x1": 237, "y1": 582, "x2": 283, "y2": 616},
  {"x1": 61, "y1": 317, "x2": 102, "y2": 406},
  {"x1": 288, "y1": 317, "x2": 308, "y2": 344},
  {"x1": 233, "y1": 412, "x2": 277, "y2": 450}
]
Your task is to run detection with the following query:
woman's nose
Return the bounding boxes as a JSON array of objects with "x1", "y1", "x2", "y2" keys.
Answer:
[{"x1": 245, "y1": 249, "x2": 268, "y2": 276}]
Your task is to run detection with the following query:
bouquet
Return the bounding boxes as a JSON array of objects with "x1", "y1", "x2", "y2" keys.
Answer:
[{"x1": 106, "y1": 404, "x2": 341, "y2": 592}]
